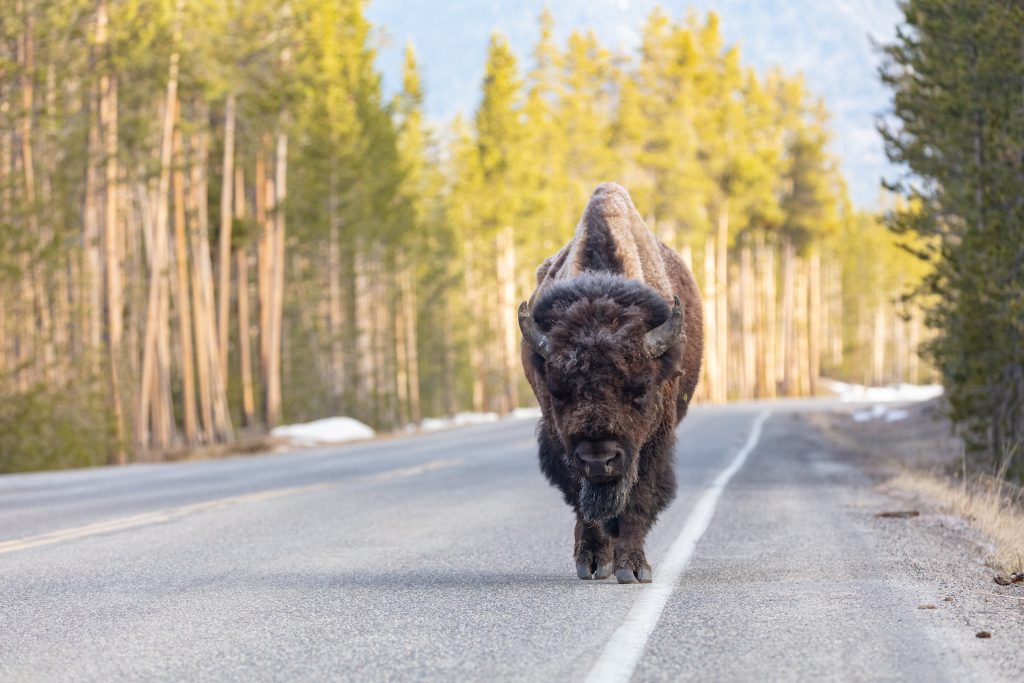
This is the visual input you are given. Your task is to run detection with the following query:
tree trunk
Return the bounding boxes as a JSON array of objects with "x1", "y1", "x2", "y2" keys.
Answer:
[
  {"x1": 757, "y1": 235, "x2": 777, "y2": 399},
  {"x1": 216, "y1": 92, "x2": 236, "y2": 378},
  {"x1": 872, "y1": 299, "x2": 886, "y2": 386},
  {"x1": 172, "y1": 126, "x2": 198, "y2": 444},
  {"x1": 496, "y1": 225, "x2": 518, "y2": 413},
  {"x1": 908, "y1": 308, "x2": 921, "y2": 384},
  {"x1": 327, "y1": 186, "x2": 344, "y2": 403},
  {"x1": 402, "y1": 262, "x2": 421, "y2": 424},
  {"x1": 235, "y1": 166, "x2": 256, "y2": 426},
  {"x1": 99, "y1": 3, "x2": 126, "y2": 462},
  {"x1": 136, "y1": 43, "x2": 180, "y2": 451},
  {"x1": 264, "y1": 130, "x2": 287, "y2": 427},
  {"x1": 739, "y1": 242, "x2": 755, "y2": 400},
  {"x1": 807, "y1": 248, "x2": 821, "y2": 395},
  {"x1": 464, "y1": 239, "x2": 485, "y2": 413},
  {"x1": 779, "y1": 235, "x2": 795, "y2": 396},
  {"x1": 703, "y1": 235, "x2": 720, "y2": 403},
  {"x1": 715, "y1": 203, "x2": 729, "y2": 401}
]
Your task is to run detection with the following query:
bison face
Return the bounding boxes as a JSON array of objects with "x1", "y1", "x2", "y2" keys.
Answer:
[{"x1": 520, "y1": 276, "x2": 684, "y2": 520}]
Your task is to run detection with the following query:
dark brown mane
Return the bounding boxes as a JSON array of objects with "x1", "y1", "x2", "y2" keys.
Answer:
[{"x1": 531, "y1": 273, "x2": 672, "y2": 332}]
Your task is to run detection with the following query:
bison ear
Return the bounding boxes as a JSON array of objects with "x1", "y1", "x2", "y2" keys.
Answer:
[
  {"x1": 518, "y1": 301, "x2": 551, "y2": 359},
  {"x1": 644, "y1": 296, "x2": 685, "y2": 359}
]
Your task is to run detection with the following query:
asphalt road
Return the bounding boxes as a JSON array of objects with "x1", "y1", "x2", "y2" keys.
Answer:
[{"x1": 0, "y1": 401, "x2": 1017, "y2": 681}]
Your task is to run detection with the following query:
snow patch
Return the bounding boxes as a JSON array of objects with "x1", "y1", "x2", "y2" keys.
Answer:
[
  {"x1": 419, "y1": 412, "x2": 499, "y2": 432},
  {"x1": 271, "y1": 417, "x2": 375, "y2": 447},
  {"x1": 823, "y1": 379, "x2": 943, "y2": 403},
  {"x1": 509, "y1": 406, "x2": 542, "y2": 420},
  {"x1": 414, "y1": 407, "x2": 541, "y2": 433}
]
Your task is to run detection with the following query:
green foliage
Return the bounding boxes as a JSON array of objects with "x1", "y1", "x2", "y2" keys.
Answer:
[
  {"x1": 880, "y1": 0, "x2": 1024, "y2": 477},
  {"x1": 0, "y1": 376, "x2": 116, "y2": 473}
]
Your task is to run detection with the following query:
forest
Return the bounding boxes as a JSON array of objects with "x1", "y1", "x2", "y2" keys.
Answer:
[
  {"x1": 881, "y1": 0, "x2": 1024, "y2": 480},
  {"x1": 0, "y1": 1, "x2": 932, "y2": 472}
]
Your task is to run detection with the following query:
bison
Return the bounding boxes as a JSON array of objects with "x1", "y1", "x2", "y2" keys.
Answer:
[{"x1": 519, "y1": 183, "x2": 703, "y2": 584}]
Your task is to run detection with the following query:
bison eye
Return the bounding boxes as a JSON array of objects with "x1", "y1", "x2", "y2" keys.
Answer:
[
  {"x1": 546, "y1": 379, "x2": 571, "y2": 402},
  {"x1": 626, "y1": 382, "x2": 649, "y2": 401}
]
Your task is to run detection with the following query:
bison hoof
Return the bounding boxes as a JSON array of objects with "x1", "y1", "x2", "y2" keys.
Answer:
[
  {"x1": 615, "y1": 565, "x2": 653, "y2": 584},
  {"x1": 615, "y1": 567, "x2": 638, "y2": 584},
  {"x1": 595, "y1": 562, "x2": 614, "y2": 580},
  {"x1": 577, "y1": 563, "x2": 595, "y2": 580}
]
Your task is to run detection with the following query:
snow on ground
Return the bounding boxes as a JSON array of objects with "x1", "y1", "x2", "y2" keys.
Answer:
[
  {"x1": 823, "y1": 379, "x2": 941, "y2": 424},
  {"x1": 823, "y1": 379, "x2": 944, "y2": 403},
  {"x1": 417, "y1": 407, "x2": 542, "y2": 433},
  {"x1": 271, "y1": 417, "x2": 375, "y2": 447},
  {"x1": 509, "y1": 406, "x2": 542, "y2": 419},
  {"x1": 419, "y1": 412, "x2": 500, "y2": 432}
]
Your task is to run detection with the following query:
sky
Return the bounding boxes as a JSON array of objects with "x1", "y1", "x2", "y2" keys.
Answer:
[{"x1": 365, "y1": 0, "x2": 903, "y2": 208}]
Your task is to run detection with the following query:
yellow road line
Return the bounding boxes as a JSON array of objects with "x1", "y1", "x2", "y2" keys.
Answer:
[{"x1": 0, "y1": 457, "x2": 462, "y2": 556}]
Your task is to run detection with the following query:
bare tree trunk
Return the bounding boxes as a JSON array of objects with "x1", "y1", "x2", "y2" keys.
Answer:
[
  {"x1": 402, "y1": 262, "x2": 421, "y2": 424},
  {"x1": 807, "y1": 248, "x2": 821, "y2": 395},
  {"x1": 172, "y1": 126, "x2": 198, "y2": 444},
  {"x1": 83, "y1": 88, "x2": 102, "y2": 355},
  {"x1": 354, "y1": 240, "x2": 374, "y2": 418},
  {"x1": 893, "y1": 307, "x2": 906, "y2": 384},
  {"x1": 715, "y1": 204, "x2": 729, "y2": 401},
  {"x1": 394, "y1": 258, "x2": 410, "y2": 426},
  {"x1": 830, "y1": 258, "x2": 843, "y2": 366},
  {"x1": 740, "y1": 242, "x2": 755, "y2": 400},
  {"x1": 99, "y1": 22, "x2": 126, "y2": 461},
  {"x1": 758, "y1": 235, "x2": 777, "y2": 399},
  {"x1": 264, "y1": 130, "x2": 287, "y2": 427},
  {"x1": 255, "y1": 147, "x2": 269, "y2": 410},
  {"x1": 137, "y1": 40, "x2": 180, "y2": 450},
  {"x1": 464, "y1": 239, "x2": 484, "y2": 413},
  {"x1": 235, "y1": 166, "x2": 255, "y2": 426},
  {"x1": 703, "y1": 235, "x2": 720, "y2": 403},
  {"x1": 496, "y1": 225, "x2": 518, "y2": 413},
  {"x1": 795, "y1": 257, "x2": 810, "y2": 396},
  {"x1": 908, "y1": 308, "x2": 921, "y2": 384},
  {"x1": 216, "y1": 92, "x2": 236, "y2": 378},
  {"x1": 327, "y1": 186, "x2": 344, "y2": 402},
  {"x1": 872, "y1": 299, "x2": 886, "y2": 386},
  {"x1": 780, "y1": 236, "x2": 795, "y2": 396},
  {"x1": 191, "y1": 119, "x2": 233, "y2": 441}
]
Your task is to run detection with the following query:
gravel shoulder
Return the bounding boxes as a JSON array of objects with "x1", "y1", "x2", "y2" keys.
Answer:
[{"x1": 809, "y1": 405, "x2": 1024, "y2": 679}]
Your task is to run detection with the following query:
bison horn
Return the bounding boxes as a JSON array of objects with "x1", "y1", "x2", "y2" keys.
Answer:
[
  {"x1": 644, "y1": 296, "x2": 685, "y2": 358},
  {"x1": 518, "y1": 301, "x2": 551, "y2": 359}
]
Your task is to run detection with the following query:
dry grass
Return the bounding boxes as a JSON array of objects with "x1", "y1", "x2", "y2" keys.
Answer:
[
  {"x1": 813, "y1": 399, "x2": 1024, "y2": 575},
  {"x1": 889, "y1": 469, "x2": 1024, "y2": 574}
]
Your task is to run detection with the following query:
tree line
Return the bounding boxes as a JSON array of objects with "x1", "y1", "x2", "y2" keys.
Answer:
[
  {"x1": 880, "y1": 0, "x2": 1024, "y2": 480},
  {"x1": 0, "y1": 1, "x2": 929, "y2": 472}
]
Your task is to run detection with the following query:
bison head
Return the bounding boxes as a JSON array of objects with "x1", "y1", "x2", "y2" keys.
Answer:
[{"x1": 520, "y1": 274, "x2": 684, "y2": 521}]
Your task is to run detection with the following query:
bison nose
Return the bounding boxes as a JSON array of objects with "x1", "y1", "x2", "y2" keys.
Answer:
[{"x1": 573, "y1": 440, "x2": 623, "y2": 477}]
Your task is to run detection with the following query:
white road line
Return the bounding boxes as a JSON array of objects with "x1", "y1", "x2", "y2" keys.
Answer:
[
  {"x1": 0, "y1": 458, "x2": 463, "y2": 556},
  {"x1": 585, "y1": 409, "x2": 772, "y2": 683}
]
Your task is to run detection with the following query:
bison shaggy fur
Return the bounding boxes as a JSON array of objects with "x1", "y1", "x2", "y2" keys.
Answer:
[{"x1": 519, "y1": 183, "x2": 703, "y2": 584}]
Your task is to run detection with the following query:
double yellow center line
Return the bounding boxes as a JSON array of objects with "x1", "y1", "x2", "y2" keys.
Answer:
[{"x1": 0, "y1": 457, "x2": 462, "y2": 556}]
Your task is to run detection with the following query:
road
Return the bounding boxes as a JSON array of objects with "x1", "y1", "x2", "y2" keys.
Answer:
[{"x1": 0, "y1": 401, "x2": 1018, "y2": 681}]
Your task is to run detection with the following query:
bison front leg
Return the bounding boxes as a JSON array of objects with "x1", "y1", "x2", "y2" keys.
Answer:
[
  {"x1": 574, "y1": 515, "x2": 614, "y2": 580},
  {"x1": 610, "y1": 515, "x2": 653, "y2": 584}
]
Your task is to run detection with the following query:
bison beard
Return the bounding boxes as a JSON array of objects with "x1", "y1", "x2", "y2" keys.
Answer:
[
  {"x1": 520, "y1": 182, "x2": 704, "y2": 584},
  {"x1": 579, "y1": 477, "x2": 632, "y2": 523}
]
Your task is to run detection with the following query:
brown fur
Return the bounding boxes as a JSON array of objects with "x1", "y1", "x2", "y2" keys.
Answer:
[{"x1": 521, "y1": 183, "x2": 704, "y2": 583}]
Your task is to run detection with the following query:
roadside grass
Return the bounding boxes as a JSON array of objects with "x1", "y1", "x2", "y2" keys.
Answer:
[
  {"x1": 889, "y1": 469, "x2": 1024, "y2": 575},
  {"x1": 812, "y1": 401, "x2": 1024, "y2": 576}
]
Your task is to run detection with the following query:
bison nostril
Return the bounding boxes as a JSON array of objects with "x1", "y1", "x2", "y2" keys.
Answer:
[{"x1": 573, "y1": 441, "x2": 624, "y2": 475}]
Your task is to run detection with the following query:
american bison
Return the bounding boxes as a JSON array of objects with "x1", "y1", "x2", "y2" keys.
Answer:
[{"x1": 519, "y1": 183, "x2": 703, "y2": 584}]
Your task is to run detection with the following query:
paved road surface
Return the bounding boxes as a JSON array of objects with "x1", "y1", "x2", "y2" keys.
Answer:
[{"x1": 0, "y1": 401, "x2": 1016, "y2": 681}]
